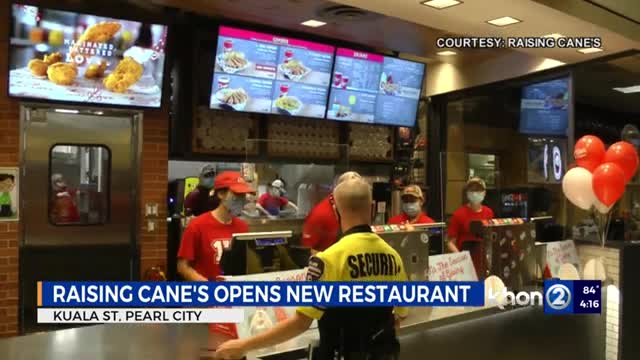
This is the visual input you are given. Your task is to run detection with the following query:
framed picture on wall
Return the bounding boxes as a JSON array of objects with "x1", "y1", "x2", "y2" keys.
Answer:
[{"x1": 0, "y1": 167, "x2": 19, "y2": 222}]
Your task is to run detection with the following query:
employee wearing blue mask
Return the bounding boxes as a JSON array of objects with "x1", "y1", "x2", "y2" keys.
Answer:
[
  {"x1": 257, "y1": 179, "x2": 299, "y2": 217},
  {"x1": 447, "y1": 177, "x2": 494, "y2": 277},
  {"x1": 388, "y1": 185, "x2": 434, "y2": 225},
  {"x1": 178, "y1": 171, "x2": 254, "y2": 281},
  {"x1": 184, "y1": 164, "x2": 220, "y2": 217}
]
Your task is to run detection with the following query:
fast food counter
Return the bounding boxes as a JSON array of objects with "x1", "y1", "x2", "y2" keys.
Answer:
[
  {"x1": 242, "y1": 216, "x2": 306, "y2": 245},
  {"x1": 0, "y1": 303, "x2": 604, "y2": 360}
]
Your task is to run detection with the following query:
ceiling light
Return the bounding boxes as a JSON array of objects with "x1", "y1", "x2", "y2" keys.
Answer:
[
  {"x1": 613, "y1": 85, "x2": 640, "y2": 94},
  {"x1": 301, "y1": 19, "x2": 326, "y2": 28},
  {"x1": 578, "y1": 47, "x2": 603, "y2": 54},
  {"x1": 437, "y1": 51, "x2": 457, "y2": 56},
  {"x1": 420, "y1": 0, "x2": 463, "y2": 9},
  {"x1": 486, "y1": 16, "x2": 522, "y2": 27},
  {"x1": 55, "y1": 109, "x2": 79, "y2": 114},
  {"x1": 544, "y1": 33, "x2": 565, "y2": 39}
]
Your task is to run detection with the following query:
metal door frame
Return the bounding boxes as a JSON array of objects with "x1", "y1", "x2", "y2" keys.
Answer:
[{"x1": 18, "y1": 102, "x2": 143, "y2": 332}]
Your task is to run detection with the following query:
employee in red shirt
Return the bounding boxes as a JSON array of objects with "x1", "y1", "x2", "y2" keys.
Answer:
[
  {"x1": 447, "y1": 177, "x2": 494, "y2": 275},
  {"x1": 184, "y1": 164, "x2": 219, "y2": 217},
  {"x1": 302, "y1": 171, "x2": 361, "y2": 253},
  {"x1": 388, "y1": 185, "x2": 435, "y2": 225},
  {"x1": 256, "y1": 179, "x2": 298, "y2": 217},
  {"x1": 177, "y1": 171, "x2": 254, "y2": 281}
]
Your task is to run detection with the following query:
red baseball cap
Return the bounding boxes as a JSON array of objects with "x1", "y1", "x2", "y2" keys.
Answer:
[{"x1": 214, "y1": 171, "x2": 255, "y2": 193}]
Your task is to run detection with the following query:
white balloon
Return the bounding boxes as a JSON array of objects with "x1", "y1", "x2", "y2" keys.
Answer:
[
  {"x1": 594, "y1": 200, "x2": 613, "y2": 214},
  {"x1": 583, "y1": 258, "x2": 606, "y2": 281},
  {"x1": 558, "y1": 263, "x2": 581, "y2": 280},
  {"x1": 562, "y1": 167, "x2": 597, "y2": 210}
]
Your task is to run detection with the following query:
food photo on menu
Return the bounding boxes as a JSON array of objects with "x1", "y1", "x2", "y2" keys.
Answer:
[
  {"x1": 210, "y1": 73, "x2": 272, "y2": 113},
  {"x1": 214, "y1": 27, "x2": 279, "y2": 80},
  {"x1": 275, "y1": 45, "x2": 333, "y2": 87},
  {"x1": 271, "y1": 81, "x2": 329, "y2": 118},
  {"x1": 8, "y1": 4, "x2": 167, "y2": 107},
  {"x1": 378, "y1": 57, "x2": 424, "y2": 99},
  {"x1": 327, "y1": 88, "x2": 377, "y2": 123}
]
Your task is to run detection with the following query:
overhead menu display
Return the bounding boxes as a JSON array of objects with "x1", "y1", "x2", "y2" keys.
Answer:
[
  {"x1": 327, "y1": 48, "x2": 425, "y2": 126},
  {"x1": 8, "y1": 3, "x2": 168, "y2": 108},
  {"x1": 211, "y1": 26, "x2": 334, "y2": 118},
  {"x1": 520, "y1": 77, "x2": 570, "y2": 136}
]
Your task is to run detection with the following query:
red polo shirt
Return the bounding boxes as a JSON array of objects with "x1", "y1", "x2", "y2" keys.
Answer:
[
  {"x1": 447, "y1": 205, "x2": 494, "y2": 250},
  {"x1": 302, "y1": 196, "x2": 339, "y2": 252},
  {"x1": 177, "y1": 212, "x2": 248, "y2": 280},
  {"x1": 388, "y1": 212, "x2": 435, "y2": 225}
]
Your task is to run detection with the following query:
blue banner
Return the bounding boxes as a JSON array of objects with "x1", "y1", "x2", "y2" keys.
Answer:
[{"x1": 39, "y1": 281, "x2": 485, "y2": 307}]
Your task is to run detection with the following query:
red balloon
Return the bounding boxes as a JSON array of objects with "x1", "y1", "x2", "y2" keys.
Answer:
[
  {"x1": 592, "y1": 163, "x2": 626, "y2": 207},
  {"x1": 604, "y1": 141, "x2": 639, "y2": 183},
  {"x1": 574, "y1": 135, "x2": 605, "y2": 172}
]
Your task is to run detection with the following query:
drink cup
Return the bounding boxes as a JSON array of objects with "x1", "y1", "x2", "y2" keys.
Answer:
[{"x1": 334, "y1": 72, "x2": 342, "y2": 86}]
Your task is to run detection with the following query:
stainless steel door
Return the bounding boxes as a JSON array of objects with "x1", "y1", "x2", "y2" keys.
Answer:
[{"x1": 20, "y1": 105, "x2": 140, "y2": 246}]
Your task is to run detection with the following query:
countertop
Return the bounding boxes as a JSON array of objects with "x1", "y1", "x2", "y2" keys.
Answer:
[{"x1": 0, "y1": 305, "x2": 512, "y2": 360}]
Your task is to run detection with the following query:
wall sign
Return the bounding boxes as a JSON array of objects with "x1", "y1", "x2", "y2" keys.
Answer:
[
  {"x1": 544, "y1": 240, "x2": 580, "y2": 277},
  {"x1": 210, "y1": 269, "x2": 313, "y2": 339},
  {"x1": 427, "y1": 251, "x2": 478, "y2": 281},
  {"x1": 0, "y1": 167, "x2": 19, "y2": 222}
]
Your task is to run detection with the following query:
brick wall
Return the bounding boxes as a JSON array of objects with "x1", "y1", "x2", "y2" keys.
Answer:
[
  {"x1": 139, "y1": 110, "x2": 169, "y2": 277},
  {"x1": 0, "y1": 4, "x2": 168, "y2": 336},
  {"x1": 0, "y1": 2, "x2": 21, "y2": 337}
]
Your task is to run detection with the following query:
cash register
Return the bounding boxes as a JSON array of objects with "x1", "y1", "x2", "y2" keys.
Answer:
[{"x1": 220, "y1": 231, "x2": 310, "y2": 275}]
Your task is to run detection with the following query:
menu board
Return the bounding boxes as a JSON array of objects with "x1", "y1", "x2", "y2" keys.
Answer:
[
  {"x1": 520, "y1": 77, "x2": 570, "y2": 135},
  {"x1": 211, "y1": 26, "x2": 334, "y2": 119},
  {"x1": 9, "y1": 4, "x2": 168, "y2": 108},
  {"x1": 327, "y1": 48, "x2": 425, "y2": 126}
]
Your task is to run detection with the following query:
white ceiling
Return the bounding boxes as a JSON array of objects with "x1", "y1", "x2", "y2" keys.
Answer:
[{"x1": 331, "y1": 0, "x2": 640, "y2": 64}]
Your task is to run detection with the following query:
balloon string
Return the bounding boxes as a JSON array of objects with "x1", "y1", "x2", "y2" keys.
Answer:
[{"x1": 603, "y1": 208, "x2": 613, "y2": 247}]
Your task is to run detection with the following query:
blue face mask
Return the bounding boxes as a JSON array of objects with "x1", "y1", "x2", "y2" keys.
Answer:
[
  {"x1": 200, "y1": 177, "x2": 214, "y2": 189},
  {"x1": 467, "y1": 191, "x2": 485, "y2": 205},
  {"x1": 223, "y1": 194, "x2": 246, "y2": 216},
  {"x1": 402, "y1": 202, "x2": 421, "y2": 218}
]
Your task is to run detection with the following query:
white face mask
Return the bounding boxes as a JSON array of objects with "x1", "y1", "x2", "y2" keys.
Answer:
[{"x1": 467, "y1": 191, "x2": 485, "y2": 205}]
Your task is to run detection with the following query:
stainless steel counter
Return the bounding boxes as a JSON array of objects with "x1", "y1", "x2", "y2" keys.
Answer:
[{"x1": 0, "y1": 303, "x2": 605, "y2": 360}]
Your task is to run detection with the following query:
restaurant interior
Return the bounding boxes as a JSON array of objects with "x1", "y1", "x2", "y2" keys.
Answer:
[{"x1": 0, "y1": 0, "x2": 639, "y2": 359}]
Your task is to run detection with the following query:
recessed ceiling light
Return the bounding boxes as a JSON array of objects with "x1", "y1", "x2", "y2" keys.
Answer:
[
  {"x1": 420, "y1": 0, "x2": 463, "y2": 10},
  {"x1": 301, "y1": 19, "x2": 327, "y2": 27},
  {"x1": 613, "y1": 85, "x2": 640, "y2": 94},
  {"x1": 544, "y1": 33, "x2": 565, "y2": 39},
  {"x1": 437, "y1": 50, "x2": 457, "y2": 56},
  {"x1": 486, "y1": 16, "x2": 522, "y2": 27},
  {"x1": 578, "y1": 47, "x2": 603, "y2": 54}
]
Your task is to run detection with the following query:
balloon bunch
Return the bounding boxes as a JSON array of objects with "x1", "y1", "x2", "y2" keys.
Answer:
[{"x1": 563, "y1": 135, "x2": 639, "y2": 246}]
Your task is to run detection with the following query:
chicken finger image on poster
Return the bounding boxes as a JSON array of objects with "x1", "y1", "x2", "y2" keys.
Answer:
[
  {"x1": 9, "y1": 4, "x2": 168, "y2": 108},
  {"x1": 0, "y1": 168, "x2": 19, "y2": 222}
]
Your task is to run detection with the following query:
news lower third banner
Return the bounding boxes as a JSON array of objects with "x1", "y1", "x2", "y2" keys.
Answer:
[{"x1": 36, "y1": 280, "x2": 602, "y2": 323}]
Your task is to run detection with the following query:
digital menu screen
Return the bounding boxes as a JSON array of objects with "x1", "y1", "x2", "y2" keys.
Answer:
[
  {"x1": 211, "y1": 26, "x2": 334, "y2": 118},
  {"x1": 9, "y1": 4, "x2": 168, "y2": 108},
  {"x1": 527, "y1": 137, "x2": 567, "y2": 184},
  {"x1": 327, "y1": 48, "x2": 425, "y2": 126},
  {"x1": 520, "y1": 77, "x2": 570, "y2": 135}
]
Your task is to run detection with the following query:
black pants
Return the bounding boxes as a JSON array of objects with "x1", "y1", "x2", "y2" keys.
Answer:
[
  {"x1": 310, "y1": 347, "x2": 399, "y2": 360},
  {"x1": 0, "y1": 205, "x2": 12, "y2": 217}
]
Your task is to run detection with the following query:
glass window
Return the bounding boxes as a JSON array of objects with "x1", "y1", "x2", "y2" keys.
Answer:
[{"x1": 49, "y1": 145, "x2": 110, "y2": 225}]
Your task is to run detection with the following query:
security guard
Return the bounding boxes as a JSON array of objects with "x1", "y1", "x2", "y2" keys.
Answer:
[{"x1": 215, "y1": 178, "x2": 408, "y2": 360}]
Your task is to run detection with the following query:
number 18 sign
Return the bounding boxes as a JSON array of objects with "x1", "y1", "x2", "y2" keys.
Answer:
[{"x1": 543, "y1": 280, "x2": 601, "y2": 314}]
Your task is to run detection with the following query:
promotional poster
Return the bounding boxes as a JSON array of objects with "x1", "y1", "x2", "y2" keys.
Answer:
[{"x1": 9, "y1": 4, "x2": 168, "y2": 107}]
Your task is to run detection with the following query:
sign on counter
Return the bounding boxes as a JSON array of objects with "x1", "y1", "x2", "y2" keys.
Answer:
[
  {"x1": 210, "y1": 269, "x2": 312, "y2": 339},
  {"x1": 545, "y1": 240, "x2": 580, "y2": 277},
  {"x1": 427, "y1": 251, "x2": 478, "y2": 281}
]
